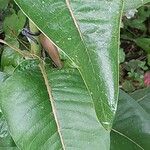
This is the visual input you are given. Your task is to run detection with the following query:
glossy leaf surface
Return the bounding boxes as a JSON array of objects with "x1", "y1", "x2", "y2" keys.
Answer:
[
  {"x1": 0, "y1": 72, "x2": 18, "y2": 150},
  {"x1": 131, "y1": 87, "x2": 150, "y2": 114},
  {"x1": 0, "y1": 60, "x2": 109, "y2": 150},
  {"x1": 0, "y1": 113, "x2": 18, "y2": 150},
  {"x1": 14, "y1": 0, "x2": 123, "y2": 129},
  {"x1": 111, "y1": 90, "x2": 150, "y2": 150}
]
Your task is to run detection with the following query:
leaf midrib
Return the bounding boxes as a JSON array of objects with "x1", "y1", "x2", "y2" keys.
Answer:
[
  {"x1": 65, "y1": 0, "x2": 107, "y2": 121},
  {"x1": 39, "y1": 62, "x2": 66, "y2": 150},
  {"x1": 112, "y1": 128, "x2": 144, "y2": 150}
]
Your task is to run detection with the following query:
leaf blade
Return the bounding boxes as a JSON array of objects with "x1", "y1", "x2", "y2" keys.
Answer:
[
  {"x1": 124, "y1": 0, "x2": 150, "y2": 11},
  {"x1": 1, "y1": 60, "x2": 109, "y2": 150},
  {"x1": 14, "y1": 0, "x2": 124, "y2": 129},
  {"x1": 110, "y1": 90, "x2": 150, "y2": 150}
]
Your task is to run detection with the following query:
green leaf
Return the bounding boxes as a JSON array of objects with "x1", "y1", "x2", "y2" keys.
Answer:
[
  {"x1": 0, "y1": 73, "x2": 18, "y2": 150},
  {"x1": 0, "y1": 60, "x2": 109, "y2": 150},
  {"x1": 0, "y1": 113, "x2": 18, "y2": 150},
  {"x1": 135, "y1": 38, "x2": 150, "y2": 54},
  {"x1": 119, "y1": 48, "x2": 125, "y2": 63},
  {"x1": 110, "y1": 90, "x2": 150, "y2": 150},
  {"x1": 14, "y1": 0, "x2": 124, "y2": 129},
  {"x1": 130, "y1": 87, "x2": 150, "y2": 114},
  {"x1": 3, "y1": 10, "x2": 26, "y2": 37},
  {"x1": 0, "y1": 72, "x2": 7, "y2": 84},
  {"x1": 122, "y1": 80, "x2": 136, "y2": 92},
  {"x1": 124, "y1": 0, "x2": 150, "y2": 11},
  {"x1": 1, "y1": 39, "x2": 23, "y2": 69},
  {"x1": 125, "y1": 18, "x2": 146, "y2": 31},
  {"x1": 0, "y1": 0, "x2": 9, "y2": 11}
]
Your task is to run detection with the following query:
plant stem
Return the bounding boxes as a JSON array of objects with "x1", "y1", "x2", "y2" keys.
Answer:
[{"x1": 29, "y1": 20, "x2": 41, "y2": 56}]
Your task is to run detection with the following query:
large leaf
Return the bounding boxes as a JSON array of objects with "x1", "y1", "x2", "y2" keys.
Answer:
[
  {"x1": 110, "y1": 90, "x2": 150, "y2": 150},
  {"x1": 124, "y1": 0, "x2": 150, "y2": 11},
  {"x1": 0, "y1": 60, "x2": 109, "y2": 150},
  {"x1": 14, "y1": 0, "x2": 123, "y2": 129},
  {"x1": 0, "y1": 72, "x2": 6, "y2": 83},
  {"x1": 130, "y1": 87, "x2": 150, "y2": 114},
  {"x1": 0, "y1": 72, "x2": 18, "y2": 150},
  {"x1": 0, "y1": 112, "x2": 18, "y2": 150}
]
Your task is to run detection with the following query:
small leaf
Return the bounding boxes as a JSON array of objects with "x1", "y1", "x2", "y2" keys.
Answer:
[
  {"x1": 119, "y1": 48, "x2": 125, "y2": 63},
  {"x1": 0, "y1": 0, "x2": 9, "y2": 11},
  {"x1": 135, "y1": 38, "x2": 150, "y2": 54},
  {"x1": 122, "y1": 80, "x2": 135, "y2": 92},
  {"x1": 3, "y1": 10, "x2": 26, "y2": 37},
  {"x1": 1, "y1": 39, "x2": 23, "y2": 69}
]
